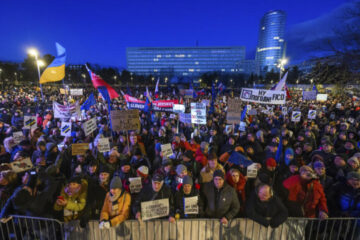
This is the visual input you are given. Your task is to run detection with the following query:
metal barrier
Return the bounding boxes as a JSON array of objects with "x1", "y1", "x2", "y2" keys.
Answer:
[
  {"x1": 1, "y1": 217, "x2": 358, "y2": 240},
  {"x1": 0, "y1": 215, "x2": 64, "y2": 240}
]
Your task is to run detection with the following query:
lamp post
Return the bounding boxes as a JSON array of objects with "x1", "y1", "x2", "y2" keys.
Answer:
[
  {"x1": 277, "y1": 58, "x2": 288, "y2": 81},
  {"x1": 0, "y1": 68, "x2": 2, "y2": 90},
  {"x1": 28, "y1": 48, "x2": 44, "y2": 101}
]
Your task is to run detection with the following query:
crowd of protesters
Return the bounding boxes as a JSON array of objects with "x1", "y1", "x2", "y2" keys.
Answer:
[{"x1": 0, "y1": 83, "x2": 359, "y2": 235}]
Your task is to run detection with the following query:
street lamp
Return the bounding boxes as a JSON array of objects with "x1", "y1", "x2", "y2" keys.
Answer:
[
  {"x1": 296, "y1": 79, "x2": 299, "y2": 84},
  {"x1": 28, "y1": 48, "x2": 44, "y2": 101},
  {"x1": 310, "y1": 79, "x2": 313, "y2": 84},
  {"x1": 0, "y1": 68, "x2": 3, "y2": 90},
  {"x1": 277, "y1": 58, "x2": 288, "y2": 81}
]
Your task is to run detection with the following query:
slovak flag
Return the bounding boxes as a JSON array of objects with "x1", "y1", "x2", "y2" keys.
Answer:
[
  {"x1": 86, "y1": 65, "x2": 119, "y2": 99},
  {"x1": 218, "y1": 82, "x2": 226, "y2": 93},
  {"x1": 144, "y1": 87, "x2": 153, "y2": 113},
  {"x1": 155, "y1": 78, "x2": 160, "y2": 99},
  {"x1": 272, "y1": 71, "x2": 291, "y2": 99}
]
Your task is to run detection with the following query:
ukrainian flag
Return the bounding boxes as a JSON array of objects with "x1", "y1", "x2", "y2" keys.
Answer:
[{"x1": 39, "y1": 42, "x2": 66, "y2": 84}]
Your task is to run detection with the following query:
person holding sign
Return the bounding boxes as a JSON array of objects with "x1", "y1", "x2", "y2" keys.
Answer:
[
  {"x1": 133, "y1": 173, "x2": 175, "y2": 223},
  {"x1": 99, "y1": 176, "x2": 131, "y2": 229},
  {"x1": 202, "y1": 170, "x2": 240, "y2": 225},
  {"x1": 174, "y1": 175, "x2": 203, "y2": 219}
]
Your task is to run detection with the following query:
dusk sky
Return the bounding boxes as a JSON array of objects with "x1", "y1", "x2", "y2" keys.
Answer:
[{"x1": 0, "y1": 0, "x2": 353, "y2": 68}]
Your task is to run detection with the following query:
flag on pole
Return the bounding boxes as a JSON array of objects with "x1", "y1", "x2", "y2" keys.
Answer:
[
  {"x1": 144, "y1": 87, "x2": 152, "y2": 113},
  {"x1": 241, "y1": 105, "x2": 247, "y2": 121},
  {"x1": 155, "y1": 78, "x2": 160, "y2": 99},
  {"x1": 86, "y1": 65, "x2": 119, "y2": 99},
  {"x1": 80, "y1": 93, "x2": 96, "y2": 111},
  {"x1": 274, "y1": 72, "x2": 288, "y2": 91},
  {"x1": 312, "y1": 84, "x2": 319, "y2": 94},
  {"x1": 275, "y1": 134, "x2": 283, "y2": 163},
  {"x1": 217, "y1": 82, "x2": 226, "y2": 94},
  {"x1": 39, "y1": 42, "x2": 66, "y2": 84}
]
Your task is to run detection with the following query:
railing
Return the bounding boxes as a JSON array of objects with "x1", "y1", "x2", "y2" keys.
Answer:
[{"x1": 1, "y1": 216, "x2": 358, "y2": 240}]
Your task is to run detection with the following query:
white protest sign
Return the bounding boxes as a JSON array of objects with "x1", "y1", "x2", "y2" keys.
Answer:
[
  {"x1": 282, "y1": 107, "x2": 288, "y2": 115},
  {"x1": 173, "y1": 104, "x2": 185, "y2": 114},
  {"x1": 308, "y1": 110, "x2": 316, "y2": 120},
  {"x1": 70, "y1": 89, "x2": 83, "y2": 96},
  {"x1": 97, "y1": 138, "x2": 110, "y2": 153},
  {"x1": 191, "y1": 102, "x2": 206, "y2": 125},
  {"x1": 83, "y1": 118, "x2": 97, "y2": 136},
  {"x1": 336, "y1": 103, "x2": 342, "y2": 109},
  {"x1": 247, "y1": 163, "x2": 258, "y2": 178},
  {"x1": 24, "y1": 116, "x2": 36, "y2": 129},
  {"x1": 239, "y1": 121, "x2": 246, "y2": 132},
  {"x1": 60, "y1": 122, "x2": 72, "y2": 137},
  {"x1": 141, "y1": 198, "x2": 169, "y2": 221},
  {"x1": 10, "y1": 158, "x2": 33, "y2": 173},
  {"x1": 316, "y1": 94, "x2": 328, "y2": 101},
  {"x1": 161, "y1": 143, "x2": 173, "y2": 158},
  {"x1": 169, "y1": 114, "x2": 176, "y2": 119},
  {"x1": 291, "y1": 111, "x2": 301, "y2": 122},
  {"x1": 13, "y1": 131, "x2": 24, "y2": 145},
  {"x1": 184, "y1": 196, "x2": 199, "y2": 215},
  {"x1": 129, "y1": 177, "x2": 142, "y2": 194},
  {"x1": 240, "y1": 88, "x2": 286, "y2": 105}
]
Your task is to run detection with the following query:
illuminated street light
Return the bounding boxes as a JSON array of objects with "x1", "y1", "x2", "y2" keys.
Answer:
[
  {"x1": 278, "y1": 58, "x2": 288, "y2": 81},
  {"x1": 37, "y1": 60, "x2": 45, "y2": 67},
  {"x1": 28, "y1": 48, "x2": 39, "y2": 57},
  {"x1": 81, "y1": 74, "x2": 86, "y2": 78},
  {"x1": 27, "y1": 47, "x2": 44, "y2": 101}
]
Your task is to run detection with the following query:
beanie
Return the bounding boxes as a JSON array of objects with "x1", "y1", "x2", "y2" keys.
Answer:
[
  {"x1": 110, "y1": 176, "x2": 123, "y2": 189},
  {"x1": 266, "y1": 158, "x2": 277, "y2": 167},
  {"x1": 176, "y1": 164, "x2": 187, "y2": 175},
  {"x1": 213, "y1": 169, "x2": 225, "y2": 179},
  {"x1": 137, "y1": 165, "x2": 149, "y2": 177},
  {"x1": 313, "y1": 161, "x2": 325, "y2": 169},
  {"x1": 182, "y1": 175, "x2": 193, "y2": 186}
]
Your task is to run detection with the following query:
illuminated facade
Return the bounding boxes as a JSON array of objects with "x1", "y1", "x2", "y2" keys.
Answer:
[
  {"x1": 126, "y1": 46, "x2": 246, "y2": 77},
  {"x1": 255, "y1": 10, "x2": 286, "y2": 72}
]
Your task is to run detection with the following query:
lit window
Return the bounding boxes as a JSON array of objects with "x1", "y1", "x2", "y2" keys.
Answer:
[
  {"x1": 154, "y1": 69, "x2": 158, "y2": 72},
  {"x1": 262, "y1": 27, "x2": 265, "y2": 30},
  {"x1": 279, "y1": 39, "x2": 284, "y2": 42},
  {"x1": 156, "y1": 55, "x2": 162, "y2": 58},
  {"x1": 166, "y1": 54, "x2": 171, "y2": 57},
  {"x1": 196, "y1": 69, "x2": 200, "y2": 72},
  {"x1": 195, "y1": 61, "x2": 199, "y2": 65},
  {"x1": 189, "y1": 69, "x2": 194, "y2": 72},
  {"x1": 273, "y1": 37, "x2": 279, "y2": 40},
  {"x1": 175, "y1": 54, "x2": 185, "y2": 58},
  {"x1": 266, "y1": 56, "x2": 274, "y2": 59},
  {"x1": 188, "y1": 54, "x2": 192, "y2": 57},
  {"x1": 221, "y1": 69, "x2": 225, "y2": 72},
  {"x1": 257, "y1": 47, "x2": 281, "y2": 52},
  {"x1": 153, "y1": 58, "x2": 159, "y2": 61},
  {"x1": 231, "y1": 69, "x2": 235, "y2": 72}
]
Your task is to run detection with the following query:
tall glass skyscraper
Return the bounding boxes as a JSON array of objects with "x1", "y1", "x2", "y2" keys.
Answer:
[
  {"x1": 255, "y1": 10, "x2": 286, "y2": 72},
  {"x1": 126, "y1": 46, "x2": 245, "y2": 77}
]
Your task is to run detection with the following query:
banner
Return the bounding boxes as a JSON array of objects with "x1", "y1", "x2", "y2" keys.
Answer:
[
  {"x1": 226, "y1": 99, "x2": 241, "y2": 124},
  {"x1": 129, "y1": 177, "x2": 142, "y2": 194},
  {"x1": 302, "y1": 91, "x2": 317, "y2": 100},
  {"x1": 291, "y1": 111, "x2": 301, "y2": 122},
  {"x1": 53, "y1": 101, "x2": 80, "y2": 119},
  {"x1": 60, "y1": 122, "x2": 72, "y2": 137},
  {"x1": 316, "y1": 94, "x2": 328, "y2": 101},
  {"x1": 70, "y1": 88, "x2": 83, "y2": 96},
  {"x1": 110, "y1": 109, "x2": 140, "y2": 132},
  {"x1": 97, "y1": 138, "x2": 110, "y2": 153},
  {"x1": 191, "y1": 103, "x2": 206, "y2": 125},
  {"x1": 72, "y1": 143, "x2": 90, "y2": 156},
  {"x1": 83, "y1": 118, "x2": 97, "y2": 136},
  {"x1": 141, "y1": 199, "x2": 169, "y2": 221},
  {"x1": 179, "y1": 89, "x2": 194, "y2": 98},
  {"x1": 173, "y1": 104, "x2": 185, "y2": 113},
  {"x1": 179, "y1": 113, "x2": 191, "y2": 124},
  {"x1": 161, "y1": 143, "x2": 173, "y2": 158},
  {"x1": 124, "y1": 95, "x2": 178, "y2": 112},
  {"x1": 240, "y1": 88, "x2": 286, "y2": 105},
  {"x1": 10, "y1": 158, "x2": 33, "y2": 173},
  {"x1": 13, "y1": 131, "x2": 24, "y2": 145},
  {"x1": 24, "y1": 116, "x2": 37, "y2": 129},
  {"x1": 308, "y1": 110, "x2": 316, "y2": 120},
  {"x1": 184, "y1": 196, "x2": 199, "y2": 215}
]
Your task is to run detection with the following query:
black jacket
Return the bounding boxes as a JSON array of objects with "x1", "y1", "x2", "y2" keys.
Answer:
[
  {"x1": 201, "y1": 182, "x2": 240, "y2": 220},
  {"x1": 174, "y1": 186, "x2": 204, "y2": 218},
  {"x1": 245, "y1": 191, "x2": 288, "y2": 228}
]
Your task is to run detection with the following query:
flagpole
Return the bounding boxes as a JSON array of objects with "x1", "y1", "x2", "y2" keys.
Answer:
[{"x1": 34, "y1": 55, "x2": 45, "y2": 102}]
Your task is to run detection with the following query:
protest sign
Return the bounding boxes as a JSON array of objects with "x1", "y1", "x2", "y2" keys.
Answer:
[
  {"x1": 70, "y1": 89, "x2": 83, "y2": 96},
  {"x1": 53, "y1": 101, "x2": 80, "y2": 119},
  {"x1": 173, "y1": 104, "x2": 185, "y2": 114},
  {"x1": 184, "y1": 196, "x2": 199, "y2": 215},
  {"x1": 72, "y1": 143, "x2": 89, "y2": 156},
  {"x1": 97, "y1": 138, "x2": 110, "y2": 153},
  {"x1": 308, "y1": 110, "x2": 316, "y2": 120},
  {"x1": 226, "y1": 99, "x2": 241, "y2": 124},
  {"x1": 239, "y1": 121, "x2": 246, "y2": 132},
  {"x1": 13, "y1": 131, "x2": 24, "y2": 145},
  {"x1": 110, "y1": 109, "x2": 140, "y2": 132},
  {"x1": 141, "y1": 199, "x2": 169, "y2": 221},
  {"x1": 129, "y1": 177, "x2": 142, "y2": 194},
  {"x1": 336, "y1": 103, "x2": 342, "y2": 109},
  {"x1": 240, "y1": 88, "x2": 286, "y2": 105},
  {"x1": 60, "y1": 88, "x2": 69, "y2": 95},
  {"x1": 282, "y1": 107, "x2": 288, "y2": 115},
  {"x1": 24, "y1": 116, "x2": 36, "y2": 129},
  {"x1": 179, "y1": 113, "x2": 191, "y2": 124},
  {"x1": 60, "y1": 122, "x2": 72, "y2": 137},
  {"x1": 161, "y1": 143, "x2": 173, "y2": 158},
  {"x1": 316, "y1": 94, "x2": 328, "y2": 102},
  {"x1": 191, "y1": 102, "x2": 206, "y2": 125},
  {"x1": 247, "y1": 163, "x2": 258, "y2": 178},
  {"x1": 302, "y1": 91, "x2": 317, "y2": 100},
  {"x1": 83, "y1": 118, "x2": 97, "y2": 136},
  {"x1": 291, "y1": 111, "x2": 301, "y2": 122},
  {"x1": 10, "y1": 158, "x2": 33, "y2": 173}
]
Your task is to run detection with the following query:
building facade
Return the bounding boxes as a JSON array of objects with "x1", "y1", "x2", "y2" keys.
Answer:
[
  {"x1": 255, "y1": 10, "x2": 286, "y2": 73},
  {"x1": 126, "y1": 46, "x2": 246, "y2": 77}
]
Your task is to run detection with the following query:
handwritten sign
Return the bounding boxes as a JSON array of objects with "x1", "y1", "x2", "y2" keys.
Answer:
[
  {"x1": 61, "y1": 122, "x2": 72, "y2": 137},
  {"x1": 70, "y1": 89, "x2": 83, "y2": 96},
  {"x1": 97, "y1": 138, "x2": 110, "y2": 153},
  {"x1": 184, "y1": 196, "x2": 199, "y2": 215},
  {"x1": 83, "y1": 118, "x2": 97, "y2": 136},
  {"x1": 129, "y1": 177, "x2": 142, "y2": 193},
  {"x1": 111, "y1": 110, "x2": 140, "y2": 132},
  {"x1": 316, "y1": 94, "x2": 328, "y2": 102},
  {"x1": 141, "y1": 199, "x2": 169, "y2": 221},
  {"x1": 191, "y1": 103, "x2": 206, "y2": 125},
  {"x1": 161, "y1": 143, "x2": 173, "y2": 158},
  {"x1": 247, "y1": 163, "x2": 258, "y2": 179},
  {"x1": 13, "y1": 131, "x2": 24, "y2": 145},
  {"x1": 72, "y1": 143, "x2": 90, "y2": 156},
  {"x1": 173, "y1": 104, "x2": 185, "y2": 114},
  {"x1": 10, "y1": 158, "x2": 33, "y2": 173},
  {"x1": 24, "y1": 116, "x2": 36, "y2": 130},
  {"x1": 226, "y1": 99, "x2": 241, "y2": 124},
  {"x1": 291, "y1": 111, "x2": 301, "y2": 122}
]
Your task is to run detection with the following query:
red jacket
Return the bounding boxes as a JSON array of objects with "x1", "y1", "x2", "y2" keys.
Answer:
[
  {"x1": 283, "y1": 175, "x2": 328, "y2": 218},
  {"x1": 226, "y1": 171, "x2": 247, "y2": 203},
  {"x1": 194, "y1": 148, "x2": 208, "y2": 167}
]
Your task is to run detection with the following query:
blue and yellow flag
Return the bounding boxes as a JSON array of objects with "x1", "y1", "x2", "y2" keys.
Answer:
[{"x1": 39, "y1": 42, "x2": 66, "y2": 84}]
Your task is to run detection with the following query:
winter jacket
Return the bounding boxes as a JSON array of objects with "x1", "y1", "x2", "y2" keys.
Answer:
[
  {"x1": 194, "y1": 148, "x2": 208, "y2": 167},
  {"x1": 328, "y1": 181, "x2": 360, "y2": 218},
  {"x1": 100, "y1": 191, "x2": 131, "y2": 226},
  {"x1": 200, "y1": 164, "x2": 225, "y2": 184},
  {"x1": 201, "y1": 182, "x2": 240, "y2": 220},
  {"x1": 174, "y1": 186, "x2": 204, "y2": 218},
  {"x1": 245, "y1": 191, "x2": 288, "y2": 228}
]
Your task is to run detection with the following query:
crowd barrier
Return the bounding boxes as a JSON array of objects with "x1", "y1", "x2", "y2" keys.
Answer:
[{"x1": 0, "y1": 216, "x2": 359, "y2": 240}]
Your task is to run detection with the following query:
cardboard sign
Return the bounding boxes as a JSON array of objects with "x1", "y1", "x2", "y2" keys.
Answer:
[
  {"x1": 226, "y1": 99, "x2": 241, "y2": 124},
  {"x1": 316, "y1": 94, "x2": 328, "y2": 102},
  {"x1": 61, "y1": 122, "x2": 72, "y2": 137},
  {"x1": 179, "y1": 113, "x2": 191, "y2": 124},
  {"x1": 10, "y1": 158, "x2": 33, "y2": 173},
  {"x1": 72, "y1": 143, "x2": 90, "y2": 156},
  {"x1": 190, "y1": 102, "x2": 206, "y2": 125},
  {"x1": 24, "y1": 116, "x2": 36, "y2": 129},
  {"x1": 97, "y1": 138, "x2": 110, "y2": 153},
  {"x1": 60, "y1": 88, "x2": 69, "y2": 95},
  {"x1": 129, "y1": 177, "x2": 142, "y2": 194},
  {"x1": 184, "y1": 196, "x2": 199, "y2": 215},
  {"x1": 70, "y1": 89, "x2": 83, "y2": 96},
  {"x1": 308, "y1": 110, "x2": 316, "y2": 120},
  {"x1": 13, "y1": 131, "x2": 24, "y2": 145},
  {"x1": 83, "y1": 118, "x2": 97, "y2": 136},
  {"x1": 302, "y1": 91, "x2": 317, "y2": 100},
  {"x1": 110, "y1": 110, "x2": 140, "y2": 132},
  {"x1": 172, "y1": 104, "x2": 185, "y2": 114},
  {"x1": 282, "y1": 107, "x2": 288, "y2": 115},
  {"x1": 141, "y1": 199, "x2": 169, "y2": 221},
  {"x1": 161, "y1": 143, "x2": 173, "y2": 158},
  {"x1": 291, "y1": 111, "x2": 301, "y2": 122},
  {"x1": 247, "y1": 163, "x2": 258, "y2": 178}
]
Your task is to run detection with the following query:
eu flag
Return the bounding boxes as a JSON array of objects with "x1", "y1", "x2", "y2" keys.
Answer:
[{"x1": 81, "y1": 93, "x2": 96, "y2": 111}]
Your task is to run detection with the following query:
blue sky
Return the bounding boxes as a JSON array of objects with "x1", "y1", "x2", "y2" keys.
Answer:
[{"x1": 0, "y1": 0, "x2": 353, "y2": 67}]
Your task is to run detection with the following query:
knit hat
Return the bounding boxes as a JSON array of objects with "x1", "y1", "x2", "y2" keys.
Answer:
[
  {"x1": 68, "y1": 176, "x2": 82, "y2": 184},
  {"x1": 213, "y1": 169, "x2": 225, "y2": 179},
  {"x1": 313, "y1": 161, "x2": 325, "y2": 169},
  {"x1": 37, "y1": 141, "x2": 46, "y2": 147},
  {"x1": 162, "y1": 158, "x2": 172, "y2": 166},
  {"x1": 176, "y1": 164, "x2": 187, "y2": 175},
  {"x1": 348, "y1": 157, "x2": 359, "y2": 165},
  {"x1": 266, "y1": 158, "x2": 277, "y2": 167},
  {"x1": 152, "y1": 173, "x2": 164, "y2": 182},
  {"x1": 347, "y1": 171, "x2": 360, "y2": 180},
  {"x1": 99, "y1": 164, "x2": 111, "y2": 174},
  {"x1": 46, "y1": 142, "x2": 56, "y2": 152},
  {"x1": 137, "y1": 165, "x2": 149, "y2": 177},
  {"x1": 119, "y1": 158, "x2": 131, "y2": 167},
  {"x1": 110, "y1": 176, "x2": 123, "y2": 189},
  {"x1": 299, "y1": 165, "x2": 314, "y2": 174},
  {"x1": 182, "y1": 175, "x2": 193, "y2": 186}
]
